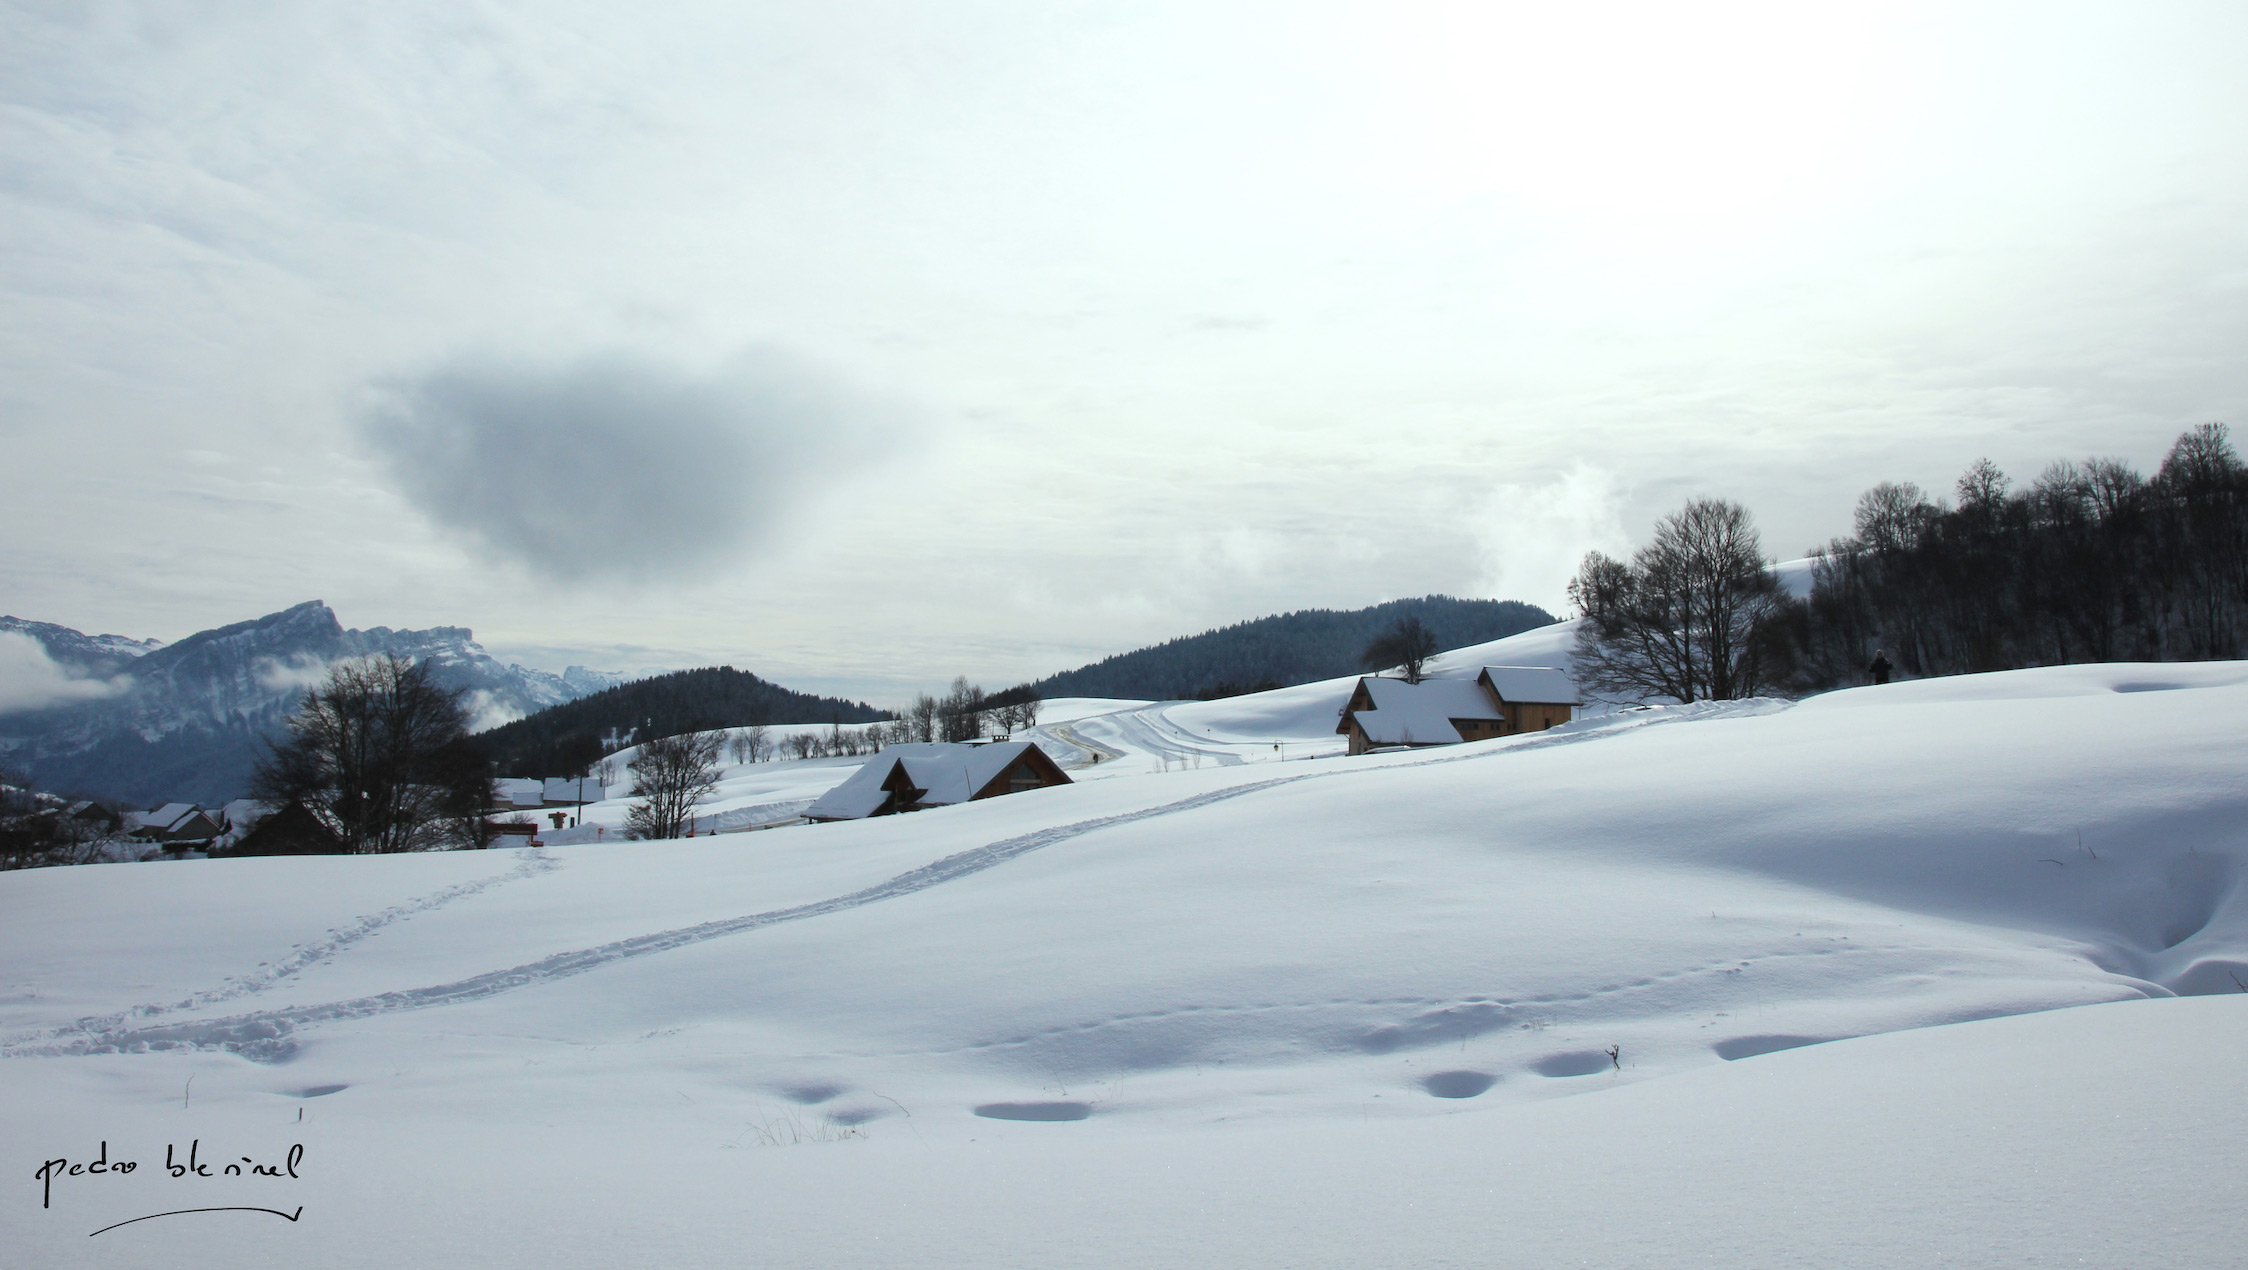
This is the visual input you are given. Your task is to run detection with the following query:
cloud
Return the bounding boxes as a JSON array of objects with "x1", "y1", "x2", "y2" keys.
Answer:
[
  {"x1": 1471, "y1": 464, "x2": 1630, "y2": 615},
  {"x1": 361, "y1": 347, "x2": 910, "y2": 583},
  {"x1": 461, "y1": 690, "x2": 524, "y2": 734},
  {"x1": 0, "y1": 633, "x2": 126, "y2": 713},
  {"x1": 254, "y1": 656, "x2": 336, "y2": 695}
]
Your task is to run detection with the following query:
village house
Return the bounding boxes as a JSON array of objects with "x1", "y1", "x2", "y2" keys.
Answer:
[
  {"x1": 805, "y1": 741, "x2": 1072, "y2": 822},
  {"x1": 491, "y1": 778, "x2": 546, "y2": 813},
  {"x1": 1335, "y1": 665, "x2": 1582, "y2": 756},
  {"x1": 540, "y1": 777, "x2": 603, "y2": 807},
  {"x1": 62, "y1": 801, "x2": 121, "y2": 836},
  {"x1": 228, "y1": 802, "x2": 346, "y2": 856},
  {"x1": 1474, "y1": 666, "x2": 1583, "y2": 735},
  {"x1": 125, "y1": 802, "x2": 228, "y2": 847}
]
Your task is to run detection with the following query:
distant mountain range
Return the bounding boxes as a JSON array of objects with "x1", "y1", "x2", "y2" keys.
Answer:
[
  {"x1": 1028, "y1": 595, "x2": 1557, "y2": 701},
  {"x1": 0, "y1": 603, "x2": 623, "y2": 806},
  {"x1": 1, "y1": 593, "x2": 1561, "y2": 807}
]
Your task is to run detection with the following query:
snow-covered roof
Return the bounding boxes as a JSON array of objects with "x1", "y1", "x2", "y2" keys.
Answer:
[
  {"x1": 806, "y1": 742, "x2": 1052, "y2": 821},
  {"x1": 493, "y1": 778, "x2": 543, "y2": 809},
  {"x1": 221, "y1": 798, "x2": 272, "y2": 830},
  {"x1": 806, "y1": 762, "x2": 899, "y2": 821},
  {"x1": 144, "y1": 802, "x2": 202, "y2": 832},
  {"x1": 1347, "y1": 678, "x2": 1502, "y2": 746},
  {"x1": 1478, "y1": 665, "x2": 1582, "y2": 706},
  {"x1": 543, "y1": 777, "x2": 600, "y2": 804}
]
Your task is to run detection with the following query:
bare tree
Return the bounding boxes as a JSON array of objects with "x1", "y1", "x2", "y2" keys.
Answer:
[
  {"x1": 939, "y1": 676, "x2": 986, "y2": 742},
  {"x1": 1016, "y1": 694, "x2": 1041, "y2": 730},
  {"x1": 251, "y1": 653, "x2": 486, "y2": 853},
  {"x1": 1360, "y1": 616, "x2": 1440, "y2": 683},
  {"x1": 1852, "y1": 481, "x2": 1938, "y2": 555},
  {"x1": 728, "y1": 730, "x2": 753, "y2": 765},
  {"x1": 1956, "y1": 457, "x2": 2012, "y2": 515},
  {"x1": 624, "y1": 730, "x2": 726, "y2": 840},
  {"x1": 743, "y1": 724, "x2": 772, "y2": 763},
  {"x1": 1570, "y1": 498, "x2": 1792, "y2": 703},
  {"x1": 907, "y1": 694, "x2": 939, "y2": 743}
]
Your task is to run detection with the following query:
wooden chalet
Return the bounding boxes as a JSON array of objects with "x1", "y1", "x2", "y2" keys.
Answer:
[
  {"x1": 805, "y1": 741, "x2": 1073, "y2": 822},
  {"x1": 1336, "y1": 665, "x2": 1581, "y2": 756},
  {"x1": 1474, "y1": 666, "x2": 1583, "y2": 735},
  {"x1": 63, "y1": 801, "x2": 121, "y2": 834},
  {"x1": 130, "y1": 802, "x2": 228, "y2": 847},
  {"x1": 227, "y1": 802, "x2": 347, "y2": 857}
]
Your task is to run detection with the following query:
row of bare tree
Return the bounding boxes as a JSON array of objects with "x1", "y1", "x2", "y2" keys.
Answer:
[
  {"x1": 1569, "y1": 424, "x2": 2248, "y2": 702},
  {"x1": 618, "y1": 679, "x2": 1049, "y2": 838},
  {"x1": 1794, "y1": 424, "x2": 2248, "y2": 682}
]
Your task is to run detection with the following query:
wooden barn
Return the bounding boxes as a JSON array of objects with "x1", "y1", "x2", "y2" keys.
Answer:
[
  {"x1": 1335, "y1": 665, "x2": 1582, "y2": 756},
  {"x1": 1475, "y1": 665, "x2": 1583, "y2": 735},
  {"x1": 128, "y1": 802, "x2": 228, "y2": 847},
  {"x1": 805, "y1": 741, "x2": 1073, "y2": 822},
  {"x1": 225, "y1": 802, "x2": 346, "y2": 856}
]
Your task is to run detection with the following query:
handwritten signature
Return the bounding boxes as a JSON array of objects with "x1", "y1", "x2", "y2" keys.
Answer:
[{"x1": 35, "y1": 1141, "x2": 305, "y2": 1236}]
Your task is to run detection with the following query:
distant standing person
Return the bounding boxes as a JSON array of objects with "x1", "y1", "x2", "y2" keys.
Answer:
[{"x1": 1868, "y1": 649, "x2": 1893, "y2": 686}]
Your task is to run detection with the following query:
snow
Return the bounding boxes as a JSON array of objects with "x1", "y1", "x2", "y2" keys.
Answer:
[{"x1": 5, "y1": 654, "x2": 2247, "y2": 1264}]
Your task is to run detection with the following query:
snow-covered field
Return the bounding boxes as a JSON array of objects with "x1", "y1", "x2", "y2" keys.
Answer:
[{"x1": 5, "y1": 640, "x2": 2247, "y2": 1266}]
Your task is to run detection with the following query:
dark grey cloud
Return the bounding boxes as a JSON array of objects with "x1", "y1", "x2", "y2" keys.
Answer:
[{"x1": 361, "y1": 347, "x2": 908, "y2": 583}]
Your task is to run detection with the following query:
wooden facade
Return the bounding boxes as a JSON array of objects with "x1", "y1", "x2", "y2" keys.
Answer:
[
  {"x1": 970, "y1": 743, "x2": 1073, "y2": 801},
  {"x1": 1474, "y1": 668, "x2": 1579, "y2": 736}
]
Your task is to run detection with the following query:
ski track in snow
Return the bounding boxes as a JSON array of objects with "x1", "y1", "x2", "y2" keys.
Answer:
[
  {"x1": 4, "y1": 845, "x2": 559, "y2": 1055},
  {"x1": 8, "y1": 702, "x2": 1784, "y2": 1063},
  {"x1": 1103, "y1": 707, "x2": 1247, "y2": 765},
  {"x1": 1040, "y1": 722, "x2": 1124, "y2": 766},
  {"x1": 913, "y1": 938, "x2": 2147, "y2": 1067}
]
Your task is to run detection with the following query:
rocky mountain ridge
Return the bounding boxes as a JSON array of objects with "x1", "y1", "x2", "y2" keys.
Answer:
[{"x1": 0, "y1": 602, "x2": 622, "y2": 806}]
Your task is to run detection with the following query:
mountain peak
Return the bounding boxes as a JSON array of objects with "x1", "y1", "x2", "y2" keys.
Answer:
[{"x1": 0, "y1": 604, "x2": 624, "y2": 804}]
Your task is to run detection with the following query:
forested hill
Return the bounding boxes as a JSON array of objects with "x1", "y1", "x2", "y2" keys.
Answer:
[
  {"x1": 477, "y1": 667, "x2": 885, "y2": 777},
  {"x1": 1031, "y1": 596, "x2": 1557, "y2": 701}
]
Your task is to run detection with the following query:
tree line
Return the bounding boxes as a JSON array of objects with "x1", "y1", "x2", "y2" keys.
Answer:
[
  {"x1": 1571, "y1": 423, "x2": 2248, "y2": 702},
  {"x1": 1029, "y1": 596, "x2": 1555, "y2": 701},
  {"x1": 477, "y1": 666, "x2": 887, "y2": 778},
  {"x1": 1793, "y1": 425, "x2": 2247, "y2": 682},
  {"x1": 723, "y1": 676, "x2": 1046, "y2": 764}
]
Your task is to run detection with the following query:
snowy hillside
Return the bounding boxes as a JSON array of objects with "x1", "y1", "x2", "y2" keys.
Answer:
[
  {"x1": 524, "y1": 623, "x2": 1576, "y2": 839},
  {"x1": 4, "y1": 655, "x2": 2246, "y2": 1265}
]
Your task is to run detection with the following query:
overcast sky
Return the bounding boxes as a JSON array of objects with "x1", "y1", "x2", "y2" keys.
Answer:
[{"x1": 6, "y1": 1, "x2": 2247, "y2": 705}]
